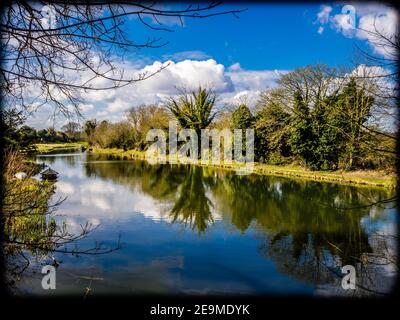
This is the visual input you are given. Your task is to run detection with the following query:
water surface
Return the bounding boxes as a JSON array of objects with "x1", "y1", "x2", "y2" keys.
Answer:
[{"x1": 14, "y1": 152, "x2": 398, "y2": 296}]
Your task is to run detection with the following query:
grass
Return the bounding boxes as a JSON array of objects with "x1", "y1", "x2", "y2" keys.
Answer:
[
  {"x1": 89, "y1": 147, "x2": 397, "y2": 189},
  {"x1": 34, "y1": 142, "x2": 86, "y2": 154}
]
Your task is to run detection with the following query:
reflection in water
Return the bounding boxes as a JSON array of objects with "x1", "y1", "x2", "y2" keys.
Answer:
[
  {"x1": 170, "y1": 167, "x2": 214, "y2": 234},
  {"x1": 15, "y1": 153, "x2": 397, "y2": 296}
]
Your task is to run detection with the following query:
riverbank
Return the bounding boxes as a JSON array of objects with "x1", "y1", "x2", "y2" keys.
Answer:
[
  {"x1": 34, "y1": 143, "x2": 86, "y2": 154},
  {"x1": 88, "y1": 147, "x2": 397, "y2": 189}
]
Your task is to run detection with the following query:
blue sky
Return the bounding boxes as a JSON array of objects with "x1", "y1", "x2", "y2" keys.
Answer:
[
  {"x1": 127, "y1": 3, "x2": 367, "y2": 70},
  {"x1": 25, "y1": 2, "x2": 397, "y2": 128}
]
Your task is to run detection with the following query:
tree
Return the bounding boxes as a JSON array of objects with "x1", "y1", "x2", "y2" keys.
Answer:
[
  {"x1": 311, "y1": 96, "x2": 341, "y2": 170},
  {"x1": 1, "y1": 2, "x2": 244, "y2": 117},
  {"x1": 166, "y1": 86, "x2": 217, "y2": 130},
  {"x1": 336, "y1": 78, "x2": 375, "y2": 169},
  {"x1": 289, "y1": 91, "x2": 317, "y2": 169},
  {"x1": 61, "y1": 121, "x2": 81, "y2": 141},
  {"x1": 166, "y1": 86, "x2": 217, "y2": 157},
  {"x1": 17, "y1": 125, "x2": 38, "y2": 153},
  {"x1": 127, "y1": 104, "x2": 170, "y2": 150},
  {"x1": 231, "y1": 104, "x2": 254, "y2": 130},
  {"x1": 255, "y1": 89, "x2": 292, "y2": 164},
  {"x1": 83, "y1": 119, "x2": 97, "y2": 146}
]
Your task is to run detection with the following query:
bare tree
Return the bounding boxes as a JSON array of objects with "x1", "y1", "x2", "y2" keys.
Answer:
[{"x1": 0, "y1": 1, "x2": 245, "y2": 119}]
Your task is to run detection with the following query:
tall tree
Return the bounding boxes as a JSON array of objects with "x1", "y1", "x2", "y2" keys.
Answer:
[
  {"x1": 289, "y1": 91, "x2": 317, "y2": 169},
  {"x1": 83, "y1": 119, "x2": 97, "y2": 146},
  {"x1": 166, "y1": 87, "x2": 217, "y2": 131},
  {"x1": 61, "y1": 121, "x2": 81, "y2": 141},
  {"x1": 255, "y1": 89, "x2": 292, "y2": 163},
  {"x1": 166, "y1": 87, "x2": 217, "y2": 157},
  {"x1": 231, "y1": 104, "x2": 254, "y2": 129},
  {"x1": 337, "y1": 78, "x2": 375, "y2": 169}
]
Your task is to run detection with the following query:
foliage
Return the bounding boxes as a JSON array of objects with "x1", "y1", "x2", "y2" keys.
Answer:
[
  {"x1": 231, "y1": 104, "x2": 254, "y2": 129},
  {"x1": 254, "y1": 66, "x2": 394, "y2": 171},
  {"x1": 83, "y1": 119, "x2": 97, "y2": 146},
  {"x1": 126, "y1": 104, "x2": 170, "y2": 150},
  {"x1": 61, "y1": 122, "x2": 81, "y2": 142},
  {"x1": 166, "y1": 86, "x2": 217, "y2": 131}
]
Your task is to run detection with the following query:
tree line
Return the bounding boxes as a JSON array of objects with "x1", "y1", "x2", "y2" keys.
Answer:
[
  {"x1": 6, "y1": 63, "x2": 395, "y2": 171},
  {"x1": 77, "y1": 64, "x2": 395, "y2": 171}
]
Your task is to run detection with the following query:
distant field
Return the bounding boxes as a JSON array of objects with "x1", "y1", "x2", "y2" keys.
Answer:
[{"x1": 35, "y1": 143, "x2": 85, "y2": 154}]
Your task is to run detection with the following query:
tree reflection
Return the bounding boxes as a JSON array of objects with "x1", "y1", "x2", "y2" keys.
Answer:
[
  {"x1": 169, "y1": 167, "x2": 213, "y2": 234},
  {"x1": 85, "y1": 156, "x2": 214, "y2": 233},
  {"x1": 83, "y1": 155, "x2": 397, "y2": 295}
]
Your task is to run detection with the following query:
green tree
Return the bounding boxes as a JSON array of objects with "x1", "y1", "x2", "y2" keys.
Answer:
[
  {"x1": 127, "y1": 104, "x2": 170, "y2": 150},
  {"x1": 61, "y1": 122, "x2": 81, "y2": 142},
  {"x1": 84, "y1": 119, "x2": 97, "y2": 146},
  {"x1": 166, "y1": 86, "x2": 217, "y2": 158},
  {"x1": 336, "y1": 78, "x2": 375, "y2": 169},
  {"x1": 231, "y1": 104, "x2": 254, "y2": 129},
  {"x1": 17, "y1": 125, "x2": 38, "y2": 153},
  {"x1": 254, "y1": 91, "x2": 292, "y2": 164},
  {"x1": 289, "y1": 91, "x2": 317, "y2": 169},
  {"x1": 166, "y1": 86, "x2": 217, "y2": 131}
]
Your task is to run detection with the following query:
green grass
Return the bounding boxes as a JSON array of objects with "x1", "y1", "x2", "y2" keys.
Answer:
[
  {"x1": 34, "y1": 142, "x2": 86, "y2": 154},
  {"x1": 90, "y1": 147, "x2": 397, "y2": 189}
]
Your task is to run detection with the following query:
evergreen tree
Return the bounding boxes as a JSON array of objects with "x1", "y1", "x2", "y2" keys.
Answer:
[
  {"x1": 289, "y1": 91, "x2": 318, "y2": 169},
  {"x1": 231, "y1": 104, "x2": 254, "y2": 129}
]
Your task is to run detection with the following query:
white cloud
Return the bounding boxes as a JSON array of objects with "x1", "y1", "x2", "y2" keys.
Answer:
[
  {"x1": 163, "y1": 50, "x2": 211, "y2": 61},
  {"x1": 95, "y1": 59, "x2": 285, "y2": 115},
  {"x1": 219, "y1": 68, "x2": 288, "y2": 108},
  {"x1": 332, "y1": 13, "x2": 355, "y2": 36},
  {"x1": 98, "y1": 59, "x2": 234, "y2": 114},
  {"x1": 356, "y1": 9, "x2": 398, "y2": 57},
  {"x1": 221, "y1": 90, "x2": 262, "y2": 108},
  {"x1": 226, "y1": 68, "x2": 286, "y2": 92},
  {"x1": 107, "y1": 98, "x2": 132, "y2": 113},
  {"x1": 228, "y1": 62, "x2": 242, "y2": 71},
  {"x1": 25, "y1": 57, "x2": 288, "y2": 126},
  {"x1": 316, "y1": 4, "x2": 398, "y2": 57},
  {"x1": 317, "y1": 5, "x2": 332, "y2": 24},
  {"x1": 79, "y1": 103, "x2": 95, "y2": 112}
]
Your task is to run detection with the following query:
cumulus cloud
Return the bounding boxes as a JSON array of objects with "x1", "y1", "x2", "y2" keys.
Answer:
[
  {"x1": 228, "y1": 62, "x2": 242, "y2": 71},
  {"x1": 26, "y1": 57, "x2": 288, "y2": 127},
  {"x1": 98, "y1": 59, "x2": 234, "y2": 114},
  {"x1": 226, "y1": 68, "x2": 286, "y2": 92},
  {"x1": 331, "y1": 12, "x2": 355, "y2": 36},
  {"x1": 83, "y1": 59, "x2": 286, "y2": 118},
  {"x1": 316, "y1": 4, "x2": 398, "y2": 57},
  {"x1": 221, "y1": 90, "x2": 262, "y2": 108},
  {"x1": 79, "y1": 103, "x2": 95, "y2": 112},
  {"x1": 356, "y1": 9, "x2": 398, "y2": 57},
  {"x1": 219, "y1": 67, "x2": 288, "y2": 108}
]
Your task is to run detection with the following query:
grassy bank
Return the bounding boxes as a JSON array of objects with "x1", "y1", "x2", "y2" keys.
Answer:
[
  {"x1": 89, "y1": 147, "x2": 396, "y2": 189},
  {"x1": 35, "y1": 142, "x2": 86, "y2": 154}
]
